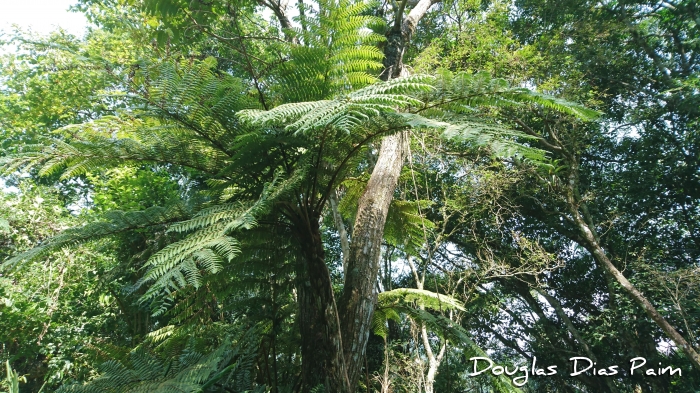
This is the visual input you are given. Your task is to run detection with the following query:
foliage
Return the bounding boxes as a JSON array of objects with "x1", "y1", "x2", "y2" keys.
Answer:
[
  {"x1": 57, "y1": 325, "x2": 261, "y2": 393},
  {"x1": 3, "y1": 0, "x2": 697, "y2": 392}
]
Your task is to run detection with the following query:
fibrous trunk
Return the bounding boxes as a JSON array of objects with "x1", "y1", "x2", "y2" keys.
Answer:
[{"x1": 294, "y1": 212, "x2": 350, "y2": 392}]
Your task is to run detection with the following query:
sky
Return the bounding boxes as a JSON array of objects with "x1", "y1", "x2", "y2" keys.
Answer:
[{"x1": 0, "y1": 0, "x2": 89, "y2": 37}]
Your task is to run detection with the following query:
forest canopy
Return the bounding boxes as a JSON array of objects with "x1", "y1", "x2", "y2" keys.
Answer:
[{"x1": 1, "y1": 0, "x2": 699, "y2": 392}]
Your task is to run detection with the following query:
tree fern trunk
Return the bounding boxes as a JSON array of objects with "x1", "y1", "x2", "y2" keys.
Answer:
[{"x1": 295, "y1": 212, "x2": 351, "y2": 392}]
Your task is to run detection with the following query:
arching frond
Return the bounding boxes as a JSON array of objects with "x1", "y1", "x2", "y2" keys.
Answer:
[
  {"x1": 1, "y1": 57, "x2": 254, "y2": 182},
  {"x1": 504, "y1": 89, "x2": 601, "y2": 121},
  {"x1": 239, "y1": 75, "x2": 433, "y2": 135},
  {"x1": 426, "y1": 69, "x2": 601, "y2": 121},
  {"x1": 378, "y1": 288, "x2": 465, "y2": 313},
  {"x1": 1, "y1": 204, "x2": 191, "y2": 270}
]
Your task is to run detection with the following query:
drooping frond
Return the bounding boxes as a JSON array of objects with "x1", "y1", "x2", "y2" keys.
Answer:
[
  {"x1": 1, "y1": 126, "x2": 229, "y2": 180},
  {"x1": 383, "y1": 200, "x2": 436, "y2": 254},
  {"x1": 239, "y1": 75, "x2": 433, "y2": 135},
  {"x1": 157, "y1": 223, "x2": 298, "y2": 325},
  {"x1": 400, "y1": 112, "x2": 547, "y2": 163},
  {"x1": 372, "y1": 288, "x2": 464, "y2": 340},
  {"x1": 504, "y1": 89, "x2": 601, "y2": 121},
  {"x1": 425, "y1": 69, "x2": 601, "y2": 121},
  {"x1": 134, "y1": 175, "x2": 283, "y2": 303},
  {"x1": 136, "y1": 57, "x2": 255, "y2": 143},
  {"x1": 442, "y1": 121, "x2": 547, "y2": 161},
  {"x1": 1, "y1": 204, "x2": 190, "y2": 270},
  {"x1": 1, "y1": 57, "x2": 255, "y2": 182},
  {"x1": 134, "y1": 162, "x2": 310, "y2": 318}
]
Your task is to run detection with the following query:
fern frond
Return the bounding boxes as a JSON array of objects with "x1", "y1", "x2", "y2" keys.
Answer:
[
  {"x1": 384, "y1": 199, "x2": 435, "y2": 254},
  {"x1": 1, "y1": 122, "x2": 230, "y2": 180},
  {"x1": 239, "y1": 75, "x2": 432, "y2": 135},
  {"x1": 427, "y1": 69, "x2": 600, "y2": 121},
  {"x1": 1, "y1": 204, "x2": 190, "y2": 270},
  {"x1": 330, "y1": 47, "x2": 384, "y2": 66},
  {"x1": 399, "y1": 113, "x2": 547, "y2": 163},
  {"x1": 442, "y1": 121, "x2": 547, "y2": 161},
  {"x1": 136, "y1": 171, "x2": 290, "y2": 309},
  {"x1": 505, "y1": 89, "x2": 601, "y2": 120},
  {"x1": 168, "y1": 202, "x2": 252, "y2": 234},
  {"x1": 57, "y1": 329, "x2": 261, "y2": 393},
  {"x1": 378, "y1": 288, "x2": 465, "y2": 312}
]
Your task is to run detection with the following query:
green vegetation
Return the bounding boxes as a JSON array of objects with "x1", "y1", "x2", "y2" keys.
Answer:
[{"x1": 1, "y1": 0, "x2": 699, "y2": 392}]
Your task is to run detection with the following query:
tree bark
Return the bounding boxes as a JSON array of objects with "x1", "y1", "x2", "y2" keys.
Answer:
[
  {"x1": 294, "y1": 210, "x2": 351, "y2": 392},
  {"x1": 258, "y1": 0, "x2": 299, "y2": 44},
  {"x1": 573, "y1": 213, "x2": 700, "y2": 372},
  {"x1": 381, "y1": 0, "x2": 441, "y2": 80},
  {"x1": 338, "y1": 0, "x2": 441, "y2": 389},
  {"x1": 339, "y1": 131, "x2": 408, "y2": 388}
]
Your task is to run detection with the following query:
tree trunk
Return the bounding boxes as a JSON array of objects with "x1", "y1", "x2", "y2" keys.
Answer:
[
  {"x1": 262, "y1": 0, "x2": 441, "y2": 389},
  {"x1": 338, "y1": 0, "x2": 441, "y2": 389},
  {"x1": 562, "y1": 163, "x2": 700, "y2": 372},
  {"x1": 573, "y1": 214, "x2": 700, "y2": 372},
  {"x1": 294, "y1": 210, "x2": 351, "y2": 392},
  {"x1": 339, "y1": 131, "x2": 407, "y2": 388}
]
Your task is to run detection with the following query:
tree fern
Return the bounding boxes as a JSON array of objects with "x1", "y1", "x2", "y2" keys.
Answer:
[
  {"x1": 1, "y1": 61, "x2": 598, "y2": 326},
  {"x1": 0, "y1": 10, "x2": 601, "y2": 390}
]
